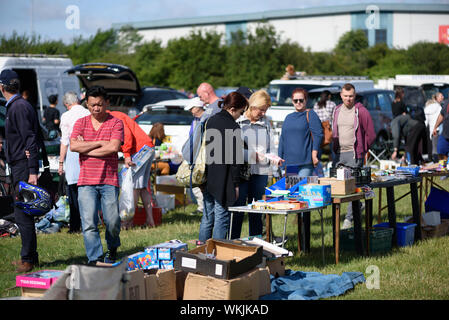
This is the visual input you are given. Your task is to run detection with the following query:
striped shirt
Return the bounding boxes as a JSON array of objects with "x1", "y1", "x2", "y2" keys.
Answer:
[{"x1": 71, "y1": 114, "x2": 124, "y2": 187}]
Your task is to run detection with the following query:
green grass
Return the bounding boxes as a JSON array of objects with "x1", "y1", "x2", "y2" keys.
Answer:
[{"x1": 1, "y1": 179, "x2": 449, "y2": 299}]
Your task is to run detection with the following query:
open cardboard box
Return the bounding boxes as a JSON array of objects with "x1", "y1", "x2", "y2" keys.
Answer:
[
  {"x1": 183, "y1": 267, "x2": 271, "y2": 300},
  {"x1": 174, "y1": 239, "x2": 263, "y2": 279}
]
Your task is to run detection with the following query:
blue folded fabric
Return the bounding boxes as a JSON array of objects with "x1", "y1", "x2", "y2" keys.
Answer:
[{"x1": 260, "y1": 269, "x2": 365, "y2": 300}]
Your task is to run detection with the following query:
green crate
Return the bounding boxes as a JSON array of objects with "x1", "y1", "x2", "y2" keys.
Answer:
[{"x1": 340, "y1": 227, "x2": 393, "y2": 254}]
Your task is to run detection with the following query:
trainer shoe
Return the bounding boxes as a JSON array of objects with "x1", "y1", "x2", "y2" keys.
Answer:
[{"x1": 104, "y1": 248, "x2": 118, "y2": 264}]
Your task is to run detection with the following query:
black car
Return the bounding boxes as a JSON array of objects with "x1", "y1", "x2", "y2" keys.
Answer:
[
  {"x1": 136, "y1": 87, "x2": 189, "y2": 110},
  {"x1": 66, "y1": 63, "x2": 188, "y2": 118}
]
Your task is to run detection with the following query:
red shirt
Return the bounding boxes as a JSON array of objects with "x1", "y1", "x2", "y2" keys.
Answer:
[
  {"x1": 71, "y1": 114, "x2": 124, "y2": 187},
  {"x1": 108, "y1": 111, "x2": 154, "y2": 158}
]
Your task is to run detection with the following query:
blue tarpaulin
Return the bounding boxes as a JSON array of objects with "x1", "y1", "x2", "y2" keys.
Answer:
[{"x1": 260, "y1": 269, "x2": 365, "y2": 300}]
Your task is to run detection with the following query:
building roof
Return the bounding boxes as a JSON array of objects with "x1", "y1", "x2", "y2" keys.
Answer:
[{"x1": 112, "y1": 3, "x2": 449, "y2": 30}]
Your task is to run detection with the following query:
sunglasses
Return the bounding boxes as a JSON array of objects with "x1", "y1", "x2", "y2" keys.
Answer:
[{"x1": 293, "y1": 98, "x2": 305, "y2": 104}]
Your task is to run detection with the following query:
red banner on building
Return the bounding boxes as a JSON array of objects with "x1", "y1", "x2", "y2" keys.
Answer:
[{"x1": 440, "y1": 25, "x2": 449, "y2": 45}]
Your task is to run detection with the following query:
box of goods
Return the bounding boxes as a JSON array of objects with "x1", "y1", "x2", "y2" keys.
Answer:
[
  {"x1": 144, "y1": 268, "x2": 177, "y2": 300},
  {"x1": 251, "y1": 200, "x2": 308, "y2": 211},
  {"x1": 340, "y1": 227, "x2": 393, "y2": 254},
  {"x1": 182, "y1": 267, "x2": 271, "y2": 300},
  {"x1": 138, "y1": 250, "x2": 159, "y2": 270},
  {"x1": 422, "y1": 219, "x2": 449, "y2": 239},
  {"x1": 159, "y1": 260, "x2": 174, "y2": 270},
  {"x1": 16, "y1": 270, "x2": 64, "y2": 297},
  {"x1": 374, "y1": 222, "x2": 417, "y2": 247},
  {"x1": 148, "y1": 240, "x2": 188, "y2": 261},
  {"x1": 318, "y1": 177, "x2": 356, "y2": 196},
  {"x1": 330, "y1": 166, "x2": 371, "y2": 185},
  {"x1": 396, "y1": 166, "x2": 420, "y2": 177},
  {"x1": 297, "y1": 184, "x2": 331, "y2": 208},
  {"x1": 174, "y1": 239, "x2": 263, "y2": 280}
]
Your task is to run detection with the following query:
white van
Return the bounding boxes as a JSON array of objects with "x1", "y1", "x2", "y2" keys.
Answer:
[{"x1": 0, "y1": 54, "x2": 80, "y2": 120}]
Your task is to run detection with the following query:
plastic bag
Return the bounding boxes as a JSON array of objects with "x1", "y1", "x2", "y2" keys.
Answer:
[{"x1": 119, "y1": 168, "x2": 135, "y2": 221}]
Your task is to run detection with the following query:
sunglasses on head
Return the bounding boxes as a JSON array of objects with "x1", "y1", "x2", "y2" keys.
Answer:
[{"x1": 293, "y1": 98, "x2": 305, "y2": 103}]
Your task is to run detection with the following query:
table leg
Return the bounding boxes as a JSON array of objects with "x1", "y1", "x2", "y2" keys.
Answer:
[
  {"x1": 419, "y1": 179, "x2": 423, "y2": 222},
  {"x1": 297, "y1": 213, "x2": 303, "y2": 254},
  {"x1": 386, "y1": 186, "x2": 397, "y2": 247},
  {"x1": 353, "y1": 200, "x2": 363, "y2": 255},
  {"x1": 377, "y1": 187, "x2": 382, "y2": 223},
  {"x1": 410, "y1": 182, "x2": 422, "y2": 241},
  {"x1": 228, "y1": 212, "x2": 234, "y2": 240},
  {"x1": 265, "y1": 213, "x2": 271, "y2": 243},
  {"x1": 304, "y1": 211, "x2": 311, "y2": 253},
  {"x1": 365, "y1": 199, "x2": 373, "y2": 256},
  {"x1": 320, "y1": 209, "x2": 324, "y2": 265},
  {"x1": 334, "y1": 204, "x2": 340, "y2": 264},
  {"x1": 282, "y1": 214, "x2": 288, "y2": 249}
]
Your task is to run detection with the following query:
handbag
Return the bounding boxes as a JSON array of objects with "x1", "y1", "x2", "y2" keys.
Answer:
[
  {"x1": 176, "y1": 121, "x2": 208, "y2": 187},
  {"x1": 306, "y1": 110, "x2": 332, "y2": 147}
]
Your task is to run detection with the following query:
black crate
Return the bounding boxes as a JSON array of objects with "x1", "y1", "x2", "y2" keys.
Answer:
[{"x1": 330, "y1": 165, "x2": 371, "y2": 185}]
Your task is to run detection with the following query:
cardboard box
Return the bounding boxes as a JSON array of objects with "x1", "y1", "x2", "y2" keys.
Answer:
[
  {"x1": 174, "y1": 239, "x2": 263, "y2": 279},
  {"x1": 422, "y1": 219, "x2": 449, "y2": 239},
  {"x1": 318, "y1": 177, "x2": 355, "y2": 195},
  {"x1": 183, "y1": 268, "x2": 271, "y2": 300},
  {"x1": 138, "y1": 251, "x2": 159, "y2": 270},
  {"x1": 266, "y1": 258, "x2": 285, "y2": 278},
  {"x1": 297, "y1": 183, "x2": 332, "y2": 207},
  {"x1": 159, "y1": 259, "x2": 174, "y2": 269},
  {"x1": 17, "y1": 270, "x2": 64, "y2": 296},
  {"x1": 144, "y1": 269, "x2": 177, "y2": 300},
  {"x1": 175, "y1": 270, "x2": 188, "y2": 300},
  {"x1": 117, "y1": 269, "x2": 146, "y2": 300},
  {"x1": 127, "y1": 252, "x2": 144, "y2": 271}
]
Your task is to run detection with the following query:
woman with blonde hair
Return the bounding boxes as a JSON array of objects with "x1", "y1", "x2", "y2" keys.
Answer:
[{"x1": 230, "y1": 89, "x2": 283, "y2": 239}]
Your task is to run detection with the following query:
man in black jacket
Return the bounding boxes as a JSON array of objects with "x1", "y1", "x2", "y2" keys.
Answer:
[{"x1": 1, "y1": 69, "x2": 40, "y2": 273}]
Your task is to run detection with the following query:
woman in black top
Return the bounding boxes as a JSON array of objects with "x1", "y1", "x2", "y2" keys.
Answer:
[{"x1": 198, "y1": 92, "x2": 247, "y2": 243}]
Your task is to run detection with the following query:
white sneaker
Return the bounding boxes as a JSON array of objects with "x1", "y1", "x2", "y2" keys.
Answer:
[{"x1": 342, "y1": 219, "x2": 353, "y2": 229}]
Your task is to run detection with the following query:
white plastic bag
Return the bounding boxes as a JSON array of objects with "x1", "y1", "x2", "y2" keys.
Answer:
[{"x1": 119, "y1": 168, "x2": 135, "y2": 221}]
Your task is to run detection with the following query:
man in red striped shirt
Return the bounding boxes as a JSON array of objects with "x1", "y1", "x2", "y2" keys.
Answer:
[{"x1": 70, "y1": 86, "x2": 124, "y2": 265}]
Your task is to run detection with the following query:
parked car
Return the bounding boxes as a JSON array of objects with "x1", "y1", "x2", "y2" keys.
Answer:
[
  {"x1": 134, "y1": 99, "x2": 194, "y2": 155},
  {"x1": 136, "y1": 86, "x2": 189, "y2": 110}
]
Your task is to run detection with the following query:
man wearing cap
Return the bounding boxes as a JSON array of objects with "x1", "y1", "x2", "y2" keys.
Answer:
[
  {"x1": 1, "y1": 69, "x2": 40, "y2": 273},
  {"x1": 185, "y1": 97, "x2": 205, "y2": 214}
]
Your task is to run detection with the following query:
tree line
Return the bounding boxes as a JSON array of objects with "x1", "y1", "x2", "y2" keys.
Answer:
[{"x1": 1, "y1": 23, "x2": 449, "y2": 92}]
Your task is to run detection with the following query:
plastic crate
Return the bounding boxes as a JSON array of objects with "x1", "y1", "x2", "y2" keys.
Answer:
[
  {"x1": 340, "y1": 227, "x2": 393, "y2": 254},
  {"x1": 330, "y1": 166, "x2": 371, "y2": 185},
  {"x1": 133, "y1": 207, "x2": 162, "y2": 226},
  {"x1": 374, "y1": 222, "x2": 417, "y2": 247}
]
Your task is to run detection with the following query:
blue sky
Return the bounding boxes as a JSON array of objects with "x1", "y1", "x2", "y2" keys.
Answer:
[{"x1": 1, "y1": 0, "x2": 448, "y2": 43}]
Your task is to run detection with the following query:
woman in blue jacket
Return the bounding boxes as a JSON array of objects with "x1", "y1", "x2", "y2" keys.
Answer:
[{"x1": 278, "y1": 88, "x2": 323, "y2": 177}]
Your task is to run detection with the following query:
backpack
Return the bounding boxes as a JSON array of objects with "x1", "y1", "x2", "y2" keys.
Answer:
[{"x1": 176, "y1": 120, "x2": 208, "y2": 187}]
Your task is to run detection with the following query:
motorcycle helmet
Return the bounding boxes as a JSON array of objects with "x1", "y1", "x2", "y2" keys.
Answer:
[{"x1": 15, "y1": 181, "x2": 52, "y2": 216}]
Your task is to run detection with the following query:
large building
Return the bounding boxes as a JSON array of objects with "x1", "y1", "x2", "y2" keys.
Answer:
[{"x1": 113, "y1": 3, "x2": 449, "y2": 52}]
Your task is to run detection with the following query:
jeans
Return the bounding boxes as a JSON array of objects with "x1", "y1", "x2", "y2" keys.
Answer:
[
  {"x1": 231, "y1": 174, "x2": 268, "y2": 239},
  {"x1": 11, "y1": 159, "x2": 38, "y2": 264},
  {"x1": 297, "y1": 164, "x2": 314, "y2": 177},
  {"x1": 78, "y1": 184, "x2": 121, "y2": 263},
  {"x1": 198, "y1": 189, "x2": 230, "y2": 242}
]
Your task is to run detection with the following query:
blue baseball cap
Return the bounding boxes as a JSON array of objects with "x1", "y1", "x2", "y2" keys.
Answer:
[{"x1": 0, "y1": 69, "x2": 19, "y2": 86}]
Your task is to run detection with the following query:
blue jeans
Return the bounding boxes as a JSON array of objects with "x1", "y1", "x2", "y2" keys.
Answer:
[
  {"x1": 198, "y1": 189, "x2": 230, "y2": 242},
  {"x1": 231, "y1": 174, "x2": 267, "y2": 239},
  {"x1": 298, "y1": 164, "x2": 314, "y2": 177},
  {"x1": 78, "y1": 185, "x2": 121, "y2": 263}
]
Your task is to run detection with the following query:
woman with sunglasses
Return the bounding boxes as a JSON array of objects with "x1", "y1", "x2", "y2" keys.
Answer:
[{"x1": 278, "y1": 88, "x2": 323, "y2": 177}]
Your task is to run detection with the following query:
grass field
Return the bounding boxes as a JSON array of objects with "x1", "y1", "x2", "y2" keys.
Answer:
[{"x1": 1, "y1": 178, "x2": 449, "y2": 299}]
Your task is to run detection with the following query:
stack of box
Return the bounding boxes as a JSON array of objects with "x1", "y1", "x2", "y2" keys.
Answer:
[
  {"x1": 127, "y1": 240, "x2": 188, "y2": 271},
  {"x1": 174, "y1": 239, "x2": 271, "y2": 300}
]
